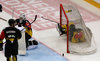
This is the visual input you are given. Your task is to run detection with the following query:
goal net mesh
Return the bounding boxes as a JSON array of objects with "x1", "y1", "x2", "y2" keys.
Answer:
[{"x1": 60, "y1": 4, "x2": 96, "y2": 55}]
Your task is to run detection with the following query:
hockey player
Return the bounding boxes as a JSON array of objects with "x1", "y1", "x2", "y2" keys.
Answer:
[
  {"x1": 15, "y1": 13, "x2": 38, "y2": 50},
  {"x1": 71, "y1": 28, "x2": 86, "y2": 43},
  {"x1": 0, "y1": 19, "x2": 22, "y2": 61},
  {"x1": 57, "y1": 22, "x2": 85, "y2": 43}
]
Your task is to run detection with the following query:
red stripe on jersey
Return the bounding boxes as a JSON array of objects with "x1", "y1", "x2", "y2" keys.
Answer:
[
  {"x1": 0, "y1": 30, "x2": 5, "y2": 40},
  {"x1": 25, "y1": 22, "x2": 31, "y2": 29}
]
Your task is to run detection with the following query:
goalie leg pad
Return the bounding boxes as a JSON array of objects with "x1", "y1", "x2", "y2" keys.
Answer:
[
  {"x1": 27, "y1": 39, "x2": 38, "y2": 50},
  {"x1": 32, "y1": 40, "x2": 38, "y2": 45}
]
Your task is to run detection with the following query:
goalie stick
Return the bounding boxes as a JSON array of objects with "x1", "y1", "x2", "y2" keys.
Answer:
[
  {"x1": 41, "y1": 17, "x2": 64, "y2": 36},
  {"x1": 41, "y1": 9, "x2": 72, "y2": 23}
]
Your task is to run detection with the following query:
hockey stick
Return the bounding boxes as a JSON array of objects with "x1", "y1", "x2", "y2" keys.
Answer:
[
  {"x1": 21, "y1": 15, "x2": 37, "y2": 31},
  {"x1": 30, "y1": 15, "x2": 37, "y2": 24},
  {"x1": 41, "y1": 17, "x2": 59, "y2": 24},
  {"x1": 0, "y1": 17, "x2": 7, "y2": 21},
  {"x1": 41, "y1": 17, "x2": 64, "y2": 35}
]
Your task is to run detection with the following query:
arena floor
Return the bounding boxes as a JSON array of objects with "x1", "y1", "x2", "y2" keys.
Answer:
[{"x1": 0, "y1": 0, "x2": 100, "y2": 61}]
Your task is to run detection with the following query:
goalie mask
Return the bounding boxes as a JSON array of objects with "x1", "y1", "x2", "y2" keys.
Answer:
[{"x1": 19, "y1": 13, "x2": 26, "y2": 20}]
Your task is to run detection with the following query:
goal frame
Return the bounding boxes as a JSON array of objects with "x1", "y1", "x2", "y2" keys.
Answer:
[
  {"x1": 60, "y1": 4, "x2": 70, "y2": 53},
  {"x1": 59, "y1": 4, "x2": 96, "y2": 55}
]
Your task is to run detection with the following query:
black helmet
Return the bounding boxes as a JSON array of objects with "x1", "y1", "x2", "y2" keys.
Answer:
[{"x1": 8, "y1": 19, "x2": 15, "y2": 26}]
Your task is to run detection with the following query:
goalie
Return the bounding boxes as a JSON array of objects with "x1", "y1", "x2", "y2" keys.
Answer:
[
  {"x1": 15, "y1": 13, "x2": 38, "y2": 50},
  {"x1": 57, "y1": 22, "x2": 86, "y2": 43}
]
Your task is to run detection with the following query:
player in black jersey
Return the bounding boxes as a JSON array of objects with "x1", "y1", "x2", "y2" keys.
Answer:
[
  {"x1": 0, "y1": 19, "x2": 22, "y2": 61},
  {"x1": 15, "y1": 13, "x2": 38, "y2": 50}
]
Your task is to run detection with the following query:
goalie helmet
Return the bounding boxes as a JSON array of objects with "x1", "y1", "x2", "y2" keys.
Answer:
[{"x1": 19, "y1": 13, "x2": 26, "y2": 20}]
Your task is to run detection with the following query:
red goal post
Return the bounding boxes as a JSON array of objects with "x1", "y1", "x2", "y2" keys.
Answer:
[{"x1": 60, "y1": 4, "x2": 70, "y2": 53}]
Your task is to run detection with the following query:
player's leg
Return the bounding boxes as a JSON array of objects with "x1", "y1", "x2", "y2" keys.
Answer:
[
  {"x1": 25, "y1": 33, "x2": 31, "y2": 48},
  {"x1": 12, "y1": 55, "x2": 17, "y2": 61},
  {"x1": 0, "y1": 40, "x2": 3, "y2": 51},
  {"x1": 12, "y1": 43, "x2": 18, "y2": 61},
  {"x1": 5, "y1": 44, "x2": 12, "y2": 61},
  {"x1": 7, "y1": 57, "x2": 11, "y2": 61},
  {"x1": 25, "y1": 32, "x2": 34, "y2": 49}
]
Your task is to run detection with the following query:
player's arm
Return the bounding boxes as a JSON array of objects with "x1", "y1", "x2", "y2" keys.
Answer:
[
  {"x1": 0, "y1": 30, "x2": 5, "y2": 51},
  {"x1": 0, "y1": 30, "x2": 5, "y2": 40}
]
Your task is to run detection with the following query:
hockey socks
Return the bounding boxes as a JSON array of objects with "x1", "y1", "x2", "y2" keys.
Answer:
[{"x1": 7, "y1": 56, "x2": 17, "y2": 61}]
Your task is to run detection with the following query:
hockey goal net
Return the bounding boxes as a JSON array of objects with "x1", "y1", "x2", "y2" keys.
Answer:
[{"x1": 60, "y1": 4, "x2": 96, "y2": 55}]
